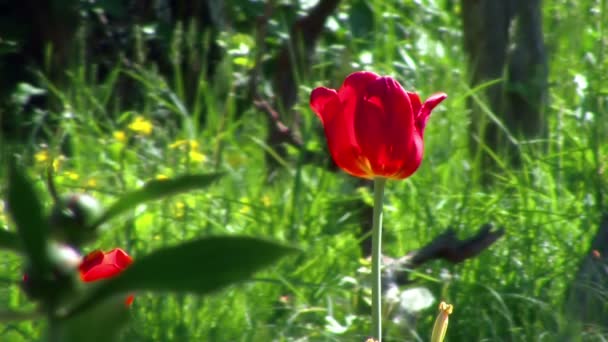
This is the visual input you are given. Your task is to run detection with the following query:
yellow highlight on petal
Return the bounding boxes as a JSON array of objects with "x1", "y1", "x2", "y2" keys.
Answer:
[
  {"x1": 431, "y1": 301, "x2": 453, "y2": 342},
  {"x1": 128, "y1": 116, "x2": 153, "y2": 135}
]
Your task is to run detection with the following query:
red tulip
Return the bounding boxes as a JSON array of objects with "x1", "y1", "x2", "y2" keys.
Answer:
[
  {"x1": 310, "y1": 71, "x2": 447, "y2": 180},
  {"x1": 79, "y1": 248, "x2": 134, "y2": 306}
]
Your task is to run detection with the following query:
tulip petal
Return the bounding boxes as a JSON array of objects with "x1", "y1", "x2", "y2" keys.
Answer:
[
  {"x1": 105, "y1": 249, "x2": 133, "y2": 270},
  {"x1": 339, "y1": 72, "x2": 380, "y2": 125},
  {"x1": 310, "y1": 87, "x2": 339, "y2": 124},
  {"x1": 338, "y1": 71, "x2": 380, "y2": 103},
  {"x1": 79, "y1": 248, "x2": 133, "y2": 282},
  {"x1": 79, "y1": 250, "x2": 104, "y2": 274},
  {"x1": 391, "y1": 134, "x2": 423, "y2": 179},
  {"x1": 356, "y1": 77, "x2": 418, "y2": 178},
  {"x1": 310, "y1": 86, "x2": 369, "y2": 177},
  {"x1": 407, "y1": 92, "x2": 422, "y2": 118},
  {"x1": 81, "y1": 263, "x2": 123, "y2": 282},
  {"x1": 417, "y1": 93, "x2": 447, "y2": 134}
]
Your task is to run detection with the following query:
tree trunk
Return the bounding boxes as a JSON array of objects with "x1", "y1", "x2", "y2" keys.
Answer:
[
  {"x1": 462, "y1": 0, "x2": 548, "y2": 181},
  {"x1": 261, "y1": 0, "x2": 341, "y2": 177},
  {"x1": 0, "y1": 0, "x2": 79, "y2": 140},
  {"x1": 565, "y1": 214, "x2": 608, "y2": 329}
]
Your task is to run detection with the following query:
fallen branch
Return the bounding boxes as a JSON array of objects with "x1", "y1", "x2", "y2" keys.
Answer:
[
  {"x1": 254, "y1": 99, "x2": 302, "y2": 148},
  {"x1": 381, "y1": 223, "x2": 506, "y2": 285}
]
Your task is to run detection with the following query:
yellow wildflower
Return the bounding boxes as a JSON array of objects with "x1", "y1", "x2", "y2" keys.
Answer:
[
  {"x1": 0, "y1": 201, "x2": 6, "y2": 225},
  {"x1": 169, "y1": 139, "x2": 205, "y2": 163},
  {"x1": 63, "y1": 171, "x2": 80, "y2": 181},
  {"x1": 34, "y1": 149, "x2": 50, "y2": 163},
  {"x1": 128, "y1": 116, "x2": 153, "y2": 135},
  {"x1": 168, "y1": 140, "x2": 184, "y2": 149},
  {"x1": 86, "y1": 178, "x2": 98, "y2": 188},
  {"x1": 239, "y1": 197, "x2": 251, "y2": 215},
  {"x1": 169, "y1": 139, "x2": 199, "y2": 150},
  {"x1": 431, "y1": 301, "x2": 453, "y2": 342},
  {"x1": 261, "y1": 195, "x2": 271, "y2": 207},
  {"x1": 113, "y1": 130, "x2": 127, "y2": 143},
  {"x1": 52, "y1": 156, "x2": 65, "y2": 172},
  {"x1": 34, "y1": 149, "x2": 64, "y2": 172},
  {"x1": 189, "y1": 150, "x2": 206, "y2": 163},
  {"x1": 156, "y1": 174, "x2": 169, "y2": 181},
  {"x1": 173, "y1": 201, "x2": 186, "y2": 218}
]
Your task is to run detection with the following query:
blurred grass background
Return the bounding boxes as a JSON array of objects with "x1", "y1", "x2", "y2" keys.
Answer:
[{"x1": 1, "y1": 0, "x2": 607, "y2": 341}]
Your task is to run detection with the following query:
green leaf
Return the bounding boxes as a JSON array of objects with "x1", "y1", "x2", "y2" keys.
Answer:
[
  {"x1": 0, "y1": 229, "x2": 21, "y2": 253},
  {"x1": 52, "y1": 295, "x2": 130, "y2": 342},
  {"x1": 6, "y1": 159, "x2": 50, "y2": 273},
  {"x1": 66, "y1": 236, "x2": 298, "y2": 317},
  {"x1": 91, "y1": 173, "x2": 222, "y2": 229},
  {"x1": 114, "y1": 236, "x2": 297, "y2": 293}
]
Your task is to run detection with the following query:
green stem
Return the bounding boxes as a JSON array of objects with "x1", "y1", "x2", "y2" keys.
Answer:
[{"x1": 371, "y1": 177, "x2": 386, "y2": 341}]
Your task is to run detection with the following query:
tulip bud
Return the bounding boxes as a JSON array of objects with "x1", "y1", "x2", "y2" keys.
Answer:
[
  {"x1": 51, "y1": 248, "x2": 134, "y2": 341},
  {"x1": 49, "y1": 193, "x2": 103, "y2": 247},
  {"x1": 431, "y1": 301, "x2": 453, "y2": 342},
  {"x1": 79, "y1": 248, "x2": 134, "y2": 306}
]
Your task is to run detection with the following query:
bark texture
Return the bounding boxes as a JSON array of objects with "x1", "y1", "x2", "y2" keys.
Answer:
[{"x1": 462, "y1": 0, "x2": 548, "y2": 179}]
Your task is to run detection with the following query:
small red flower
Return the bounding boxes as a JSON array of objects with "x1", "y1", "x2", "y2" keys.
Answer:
[
  {"x1": 310, "y1": 71, "x2": 447, "y2": 179},
  {"x1": 79, "y1": 248, "x2": 134, "y2": 305}
]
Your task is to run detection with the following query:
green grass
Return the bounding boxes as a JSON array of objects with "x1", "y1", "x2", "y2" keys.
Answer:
[{"x1": 1, "y1": 0, "x2": 608, "y2": 341}]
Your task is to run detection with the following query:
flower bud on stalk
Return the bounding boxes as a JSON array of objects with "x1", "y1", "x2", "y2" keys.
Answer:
[
  {"x1": 49, "y1": 194, "x2": 103, "y2": 248},
  {"x1": 79, "y1": 248, "x2": 134, "y2": 306},
  {"x1": 49, "y1": 248, "x2": 134, "y2": 342},
  {"x1": 431, "y1": 301, "x2": 453, "y2": 342},
  {"x1": 311, "y1": 71, "x2": 447, "y2": 341},
  {"x1": 22, "y1": 242, "x2": 82, "y2": 306}
]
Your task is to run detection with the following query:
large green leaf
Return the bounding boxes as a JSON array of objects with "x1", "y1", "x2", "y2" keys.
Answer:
[
  {"x1": 6, "y1": 159, "x2": 50, "y2": 273},
  {"x1": 53, "y1": 295, "x2": 130, "y2": 342},
  {"x1": 91, "y1": 173, "x2": 222, "y2": 229},
  {"x1": 67, "y1": 236, "x2": 297, "y2": 317},
  {"x1": 0, "y1": 229, "x2": 21, "y2": 253}
]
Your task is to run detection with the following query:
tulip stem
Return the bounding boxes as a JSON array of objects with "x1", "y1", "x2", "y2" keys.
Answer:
[{"x1": 371, "y1": 177, "x2": 386, "y2": 341}]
